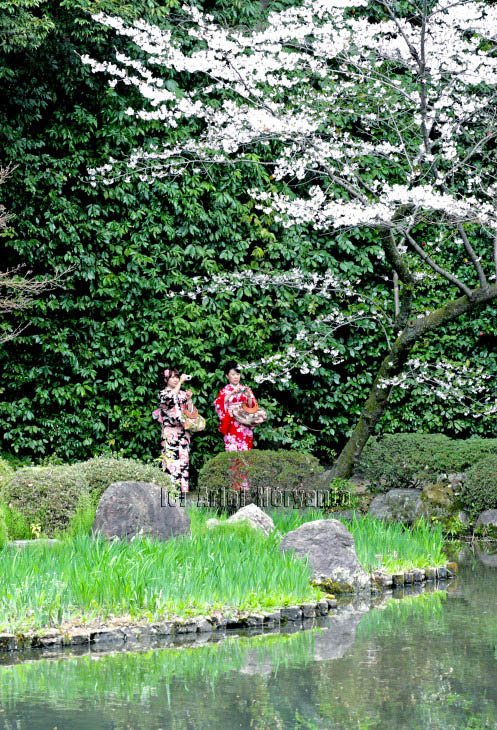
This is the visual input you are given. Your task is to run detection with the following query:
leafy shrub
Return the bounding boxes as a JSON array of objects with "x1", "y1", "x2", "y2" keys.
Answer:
[
  {"x1": 76, "y1": 457, "x2": 173, "y2": 502},
  {"x1": 198, "y1": 450, "x2": 325, "y2": 508},
  {"x1": 458, "y1": 455, "x2": 497, "y2": 521},
  {"x1": 328, "y1": 478, "x2": 361, "y2": 511},
  {"x1": 58, "y1": 492, "x2": 97, "y2": 539},
  {"x1": 358, "y1": 434, "x2": 497, "y2": 492},
  {"x1": 0, "y1": 458, "x2": 13, "y2": 492},
  {"x1": 1, "y1": 466, "x2": 90, "y2": 537},
  {"x1": 447, "y1": 438, "x2": 497, "y2": 471},
  {"x1": 0, "y1": 506, "x2": 8, "y2": 549},
  {"x1": 0, "y1": 502, "x2": 31, "y2": 540}
]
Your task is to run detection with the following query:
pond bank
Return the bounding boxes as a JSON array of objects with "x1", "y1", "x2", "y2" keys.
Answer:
[{"x1": 0, "y1": 576, "x2": 452, "y2": 663}]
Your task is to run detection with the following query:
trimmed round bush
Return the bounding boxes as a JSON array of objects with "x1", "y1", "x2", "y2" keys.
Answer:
[
  {"x1": 459, "y1": 455, "x2": 497, "y2": 521},
  {"x1": 358, "y1": 434, "x2": 497, "y2": 492},
  {"x1": 0, "y1": 458, "x2": 13, "y2": 492},
  {"x1": 0, "y1": 506, "x2": 8, "y2": 549},
  {"x1": 2, "y1": 466, "x2": 90, "y2": 537},
  {"x1": 198, "y1": 449, "x2": 325, "y2": 495},
  {"x1": 76, "y1": 457, "x2": 173, "y2": 502}
]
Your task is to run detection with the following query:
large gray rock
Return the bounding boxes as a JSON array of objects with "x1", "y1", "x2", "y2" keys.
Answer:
[
  {"x1": 226, "y1": 504, "x2": 275, "y2": 536},
  {"x1": 205, "y1": 504, "x2": 275, "y2": 536},
  {"x1": 369, "y1": 489, "x2": 423, "y2": 524},
  {"x1": 92, "y1": 481, "x2": 190, "y2": 541},
  {"x1": 475, "y1": 509, "x2": 497, "y2": 534},
  {"x1": 279, "y1": 519, "x2": 370, "y2": 592}
]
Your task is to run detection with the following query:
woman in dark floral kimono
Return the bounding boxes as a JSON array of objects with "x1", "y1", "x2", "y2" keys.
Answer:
[{"x1": 153, "y1": 367, "x2": 195, "y2": 493}]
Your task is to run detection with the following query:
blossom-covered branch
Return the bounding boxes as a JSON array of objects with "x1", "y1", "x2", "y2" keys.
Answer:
[{"x1": 82, "y1": 0, "x2": 497, "y2": 476}]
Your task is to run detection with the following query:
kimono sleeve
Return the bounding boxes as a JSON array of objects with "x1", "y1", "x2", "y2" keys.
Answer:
[
  {"x1": 157, "y1": 389, "x2": 184, "y2": 427},
  {"x1": 214, "y1": 387, "x2": 231, "y2": 436}
]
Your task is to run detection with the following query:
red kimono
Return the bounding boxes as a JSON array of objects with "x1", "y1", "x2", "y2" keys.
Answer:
[{"x1": 213, "y1": 384, "x2": 257, "y2": 451}]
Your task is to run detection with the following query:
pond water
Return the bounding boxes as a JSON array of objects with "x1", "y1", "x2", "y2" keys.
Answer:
[{"x1": 1, "y1": 551, "x2": 496, "y2": 730}]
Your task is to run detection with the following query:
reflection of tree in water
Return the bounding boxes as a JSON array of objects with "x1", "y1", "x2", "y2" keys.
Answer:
[{"x1": 1, "y1": 563, "x2": 497, "y2": 730}]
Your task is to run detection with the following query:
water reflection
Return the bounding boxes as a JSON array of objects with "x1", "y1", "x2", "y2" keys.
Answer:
[{"x1": 1, "y1": 561, "x2": 496, "y2": 730}]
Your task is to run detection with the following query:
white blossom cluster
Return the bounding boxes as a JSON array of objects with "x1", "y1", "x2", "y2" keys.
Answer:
[
  {"x1": 167, "y1": 268, "x2": 358, "y2": 300},
  {"x1": 83, "y1": 1, "x2": 497, "y2": 232},
  {"x1": 377, "y1": 357, "x2": 497, "y2": 417},
  {"x1": 82, "y1": 1, "x2": 497, "y2": 411}
]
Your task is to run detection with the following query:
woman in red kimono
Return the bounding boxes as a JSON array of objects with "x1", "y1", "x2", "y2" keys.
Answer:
[{"x1": 213, "y1": 362, "x2": 258, "y2": 451}]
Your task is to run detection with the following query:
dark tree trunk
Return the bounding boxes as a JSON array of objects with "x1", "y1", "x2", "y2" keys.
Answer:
[{"x1": 330, "y1": 285, "x2": 497, "y2": 479}]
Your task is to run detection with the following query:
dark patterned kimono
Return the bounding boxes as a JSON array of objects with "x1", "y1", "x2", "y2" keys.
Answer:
[{"x1": 153, "y1": 386, "x2": 191, "y2": 492}]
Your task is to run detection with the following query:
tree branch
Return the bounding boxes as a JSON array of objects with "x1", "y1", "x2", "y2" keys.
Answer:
[
  {"x1": 402, "y1": 229, "x2": 473, "y2": 298},
  {"x1": 457, "y1": 222, "x2": 487, "y2": 289}
]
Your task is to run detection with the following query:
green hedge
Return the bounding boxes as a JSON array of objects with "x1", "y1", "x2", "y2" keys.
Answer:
[
  {"x1": 1, "y1": 465, "x2": 90, "y2": 537},
  {"x1": 0, "y1": 457, "x2": 172, "y2": 537},
  {"x1": 358, "y1": 433, "x2": 497, "y2": 492},
  {"x1": 0, "y1": 506, "x2": 8, "y2": 548},
  {"x1": 198, "y1": 449, "x2": 326, "y2": 498},
  {"x1": 458, "y1": 455, "x2": 497, "y2": 521},
  {"x1": 77, "y1": 457, "x2": 172, "y2": 502}
]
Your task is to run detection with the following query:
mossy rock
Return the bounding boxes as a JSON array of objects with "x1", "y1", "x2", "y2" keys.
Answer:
[
  {"x1": 311, "y1": 578, "x2": 354, "y2": 595},
  {"x1": 422, "y1": 482, "x2": 455, "y2": 509}
]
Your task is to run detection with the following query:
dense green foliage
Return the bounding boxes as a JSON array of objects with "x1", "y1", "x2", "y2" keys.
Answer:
[
  {"x1": 198, "y1": 449, "x2": 326, "y2": 497},
  {"x1": 77, "y1": 455, "x2": 171, "y2": 500},
  {"x1": 459, "y1": 454, "x2": 497, "y2": 521},
  {"x1": 0, "y1": 0, "x2": 496, "y2": 477},
  {"x1": 359, "y1": 433, "x2": 497, "y2": 492},
  {"x1": 1, "y1": 465, "x2": 90, "y2": 535},
  {"x1": 0, "y1": 455, "x2": 171, "y2": 536}
]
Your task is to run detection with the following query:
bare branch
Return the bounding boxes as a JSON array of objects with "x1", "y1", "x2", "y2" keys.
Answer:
[
  {"x1": 457, "y1": 222, "x2": 487, "y2": 289},
  {"x1": 402, "y1": 229, "x2": 473, "y2": 298}
]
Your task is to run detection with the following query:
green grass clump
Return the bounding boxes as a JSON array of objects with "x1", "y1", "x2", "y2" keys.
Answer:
[
  {"x1": 57, "y1": 492, "x2": 97, "y2": 540},
  {"x1": 0, "y1": 502, "x2": 31, "y2": 540},
  {"x1": 0, "y1": 457, "x2": 13, "y2": 493},
  {"x1": 344, "y1": 514, "x2": 447, "y2": 572},
  {"x1": 269, "y1": 509, "x2": 447, "y2": 573},
  {"x1": 0, "y1": 506, "x2": 448, "y2": 632},
  {"x1": 0, "y1": 506, "x2": 8, "y2": 549},
  {"x1": 0, "y1": 508, "x2": 320, "y2": 632}
]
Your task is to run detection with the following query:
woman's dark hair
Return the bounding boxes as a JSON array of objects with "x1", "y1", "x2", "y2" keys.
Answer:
[
  {"x1": 223, "y1": 360, "x2": 240, "y2": 377},
  {"x1": 163, "y1": 366, "x2": 180, "y2": 381}
]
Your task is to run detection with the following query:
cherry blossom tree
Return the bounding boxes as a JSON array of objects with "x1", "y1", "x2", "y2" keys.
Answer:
[{"x1": 83, "y1": 0, "x2": 497, "y2": 477}]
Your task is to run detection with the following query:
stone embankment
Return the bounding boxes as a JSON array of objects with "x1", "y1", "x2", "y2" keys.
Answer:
[
  {"x1": 0, "y1": 597, "x2": 338, "y2": 654},
  {"x1": 0, "y1": 578, "x2": 452, "y2": 664}
]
